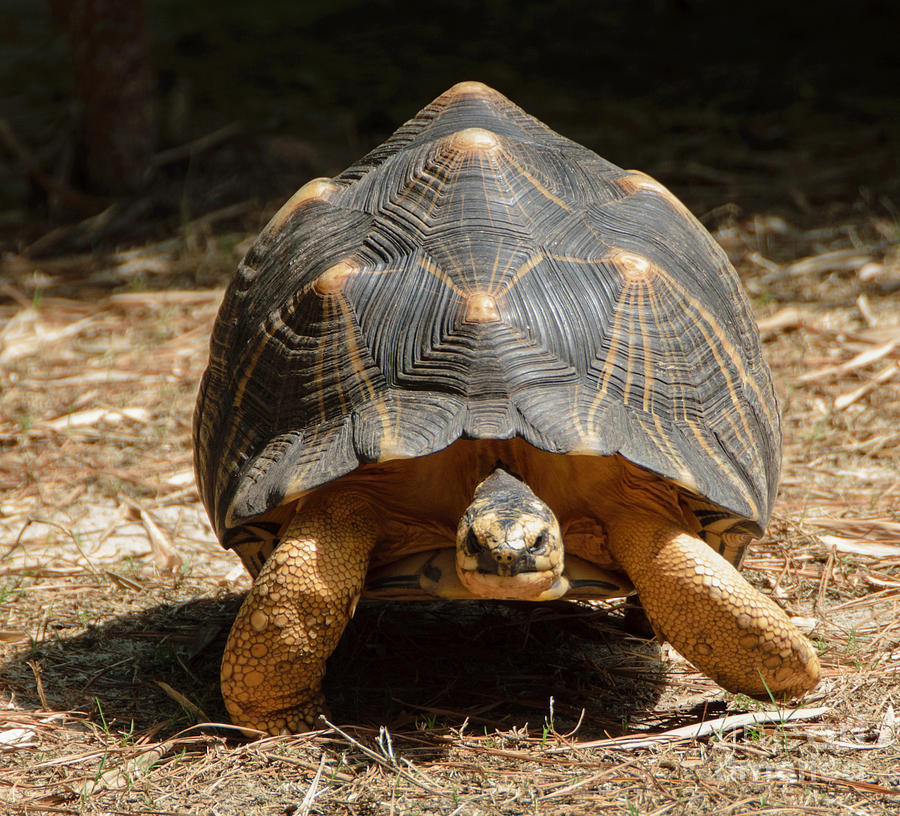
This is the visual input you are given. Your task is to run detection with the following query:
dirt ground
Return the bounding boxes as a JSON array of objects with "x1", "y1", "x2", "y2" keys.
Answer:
[
  {"x1": 1, "y1": 5, "x2": 900, "y2": 815},
  {"x1": 1, "y1": 129, "x2": 898, "y2": 815}
]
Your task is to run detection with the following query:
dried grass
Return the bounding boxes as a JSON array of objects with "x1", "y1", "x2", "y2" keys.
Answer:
[{"x1": 1, "y1": 168, "x2": 898, "y2": 815}]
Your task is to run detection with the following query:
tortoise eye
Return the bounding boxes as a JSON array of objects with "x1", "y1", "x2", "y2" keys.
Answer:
[
  {"x1": 530, "y1": 532, "x2": 547, "y2": 554},
  {"x1": 465, "y1": 528, "x2": 482, "y2": 555}
]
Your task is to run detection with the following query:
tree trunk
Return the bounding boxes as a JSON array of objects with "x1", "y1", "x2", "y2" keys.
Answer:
[{"x1": 51, "y1": 0, "x2": 157, "y2": 194}]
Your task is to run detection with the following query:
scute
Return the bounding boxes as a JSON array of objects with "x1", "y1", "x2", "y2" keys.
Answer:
[{"x1": 194, "y1": 82, "x2": 780, "y2": 544}]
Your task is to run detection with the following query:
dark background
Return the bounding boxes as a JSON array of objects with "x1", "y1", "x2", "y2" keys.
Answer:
[{"x1": 2, "y1": 0, "x2": 899, "y2": 252}]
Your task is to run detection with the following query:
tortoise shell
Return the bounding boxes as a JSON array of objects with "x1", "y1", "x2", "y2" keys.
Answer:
[{"x1": 194, "y1": 81, "x2": 780, "y2": 566}]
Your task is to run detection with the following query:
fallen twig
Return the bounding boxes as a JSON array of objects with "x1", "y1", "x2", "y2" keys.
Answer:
[{"x1": 549, "y1": 707, "x2": 830, "y2": 752}]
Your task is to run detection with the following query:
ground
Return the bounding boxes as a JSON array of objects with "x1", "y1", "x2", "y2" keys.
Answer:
[
  {"x1": 1, "y1": 140, "x2": 899, "y2": 813},
  {"x1": 1, "y1": 4, "x2": 899, "y2": 813}
]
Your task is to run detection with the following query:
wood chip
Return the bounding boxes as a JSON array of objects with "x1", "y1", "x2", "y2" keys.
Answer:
[
  {"x1": 807, "y1": 517, "x2": 900, "y2": 539},
  {"x1": 124, "y1": 498, "x2": 184, "y2": 574},
  {"x1": 786, "y1": 248, "x2": 876, "y2": 277},
  {"x1": 164, "y1": 469, "x2": 196, "y2": 487},
  {"x1": 818, "y1": 534, "x2": 900, "y2": 559},
  {"x1": 858, "y1": 261, "x2": 887, "y2": 282},
  {"x1": 0, "y1": 726, "x2": 39, "y2": 750},
  {"x1": 550, "y1": 707, "x2": 830, "y2": 752},
  {"x1": 81, "y1": 742, "x2": 173, "y2": 795},
  {"x1": 878, "y1": 703, "x2": 896, "y2": 746},
  {"x1": 756, "y1": 306, "x2": 805, "y2": 334},
  {"x1": 38, "y1": 407, "x2": 151, "y2": 432},
  {"x1": 797, "y1": 339, "x2": 898, "y2": 382},
  {"x1": 0, "y1": 309, "x2": 97, "y2": 364},
  {"x1": 747, "y1": 251, "x2": 783, "y2": 276},
  {"x1": 834, "y1": 363, "x2": 899, "y2": 410},
  {"x1": 108, "y1": 289, "x2": 223, "y2": 306},
  {"x1": 856, "y1": 293, "x2": 879, "y2": 327}
]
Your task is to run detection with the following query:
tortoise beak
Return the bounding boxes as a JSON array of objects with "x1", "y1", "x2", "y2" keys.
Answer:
[{"x1": 467, "y1": 521, "x2": 553, "y2": 577}]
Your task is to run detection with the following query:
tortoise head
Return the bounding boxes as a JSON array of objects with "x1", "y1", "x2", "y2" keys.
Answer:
[{"x1": 455, "y1": 466, "x2": 565, "y2": 600}]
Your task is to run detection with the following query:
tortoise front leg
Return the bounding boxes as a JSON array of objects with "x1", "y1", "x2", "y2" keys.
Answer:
[
  {"x1": 221, "y1": 492, "x2": 378, "y2": 734},
  {"x1": 606, "y1": 516, "x2": 820, "y2": 698}
]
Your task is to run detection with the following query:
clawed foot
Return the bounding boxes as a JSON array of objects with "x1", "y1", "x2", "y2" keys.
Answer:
[{"x1": 226, "y1": 691, "x2": 330, "y2": 736}]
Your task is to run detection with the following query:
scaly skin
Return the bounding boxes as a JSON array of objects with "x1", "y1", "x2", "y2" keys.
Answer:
[
  {"x1": 606, "y1": 515, "x2": 820, "y2": 698},
  {"x1": 221, "y1": 493, "x2": 378, "y2": 734},
  {"x1": 221, "y1": 472, "x2": 819, "y2": 735}
]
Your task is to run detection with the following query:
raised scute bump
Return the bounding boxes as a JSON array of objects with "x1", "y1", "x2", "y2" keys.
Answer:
[
  {"x1": 464, "y1": 293, "x2": 501, "y2": 323},
  {"x1": 313, "y1": 259, "x2": 362, "y2": 297},
  {"x1": 448, "y1": 127, "x2": 502, "y2": 154},
  {"x1": 618, "y1": 170, "x2": 691, "y2": 216},
  {"x1": 445, "y1": 80, "x2": 500, "y2": 100},
  {"x1": 265, "y1": 177, "x2": 339, "y2": 234},
  {"x1": 611, "y1": 250, "x2": 657, "y2": 283}
]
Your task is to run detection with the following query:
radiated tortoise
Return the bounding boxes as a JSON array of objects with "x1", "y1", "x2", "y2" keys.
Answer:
[{"x1": 194, "y1": 81, "x2": 820, "y2": 735}]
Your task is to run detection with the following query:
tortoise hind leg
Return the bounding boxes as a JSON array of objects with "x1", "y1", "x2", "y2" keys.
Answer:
[
  {"x1": 606, "y1": 516, "x2": 820, "y2": 698},
  {"x1": 221, "y1": 493, "x2": 379, "y2": 734}
]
